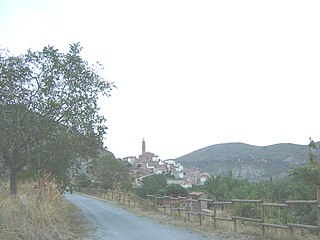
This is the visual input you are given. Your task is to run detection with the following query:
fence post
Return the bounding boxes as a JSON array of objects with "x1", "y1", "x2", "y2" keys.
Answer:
[
  {"x1": 163, "y1": 196, "x2": 168, "y2": 214},
  {"x1": 233, "y1": 219, "x2": 237, "y2": 233},
  {"x1": 288, "y1": 203, "x2": 294, "y2": 238},
  {"x1": 213, "y1": 203, "x2": 217, "y2": 229},
  {"x1": 133, "y1": 194, "x2": 136, "y2": 207},
  {"x1": 261, "y1": 202, "x2": 265, "y2": 239},
  {"x1": 232, "y1": 201, "x2": 237, "y2": 233},
  {"x1": 128, "y1": 193, "x2": 131, "y2": 207},
  {"x1": 146, "y1": 195, "x2": 153, "y2": 211},
  {"x1": 317, "y1": 188, "x2": 320, "y2": 236},
  {"x1": 199, "y1": 213, "x2": 202, "y2": 226}
]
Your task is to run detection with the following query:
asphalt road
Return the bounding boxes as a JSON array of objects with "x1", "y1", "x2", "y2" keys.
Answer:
[{"x1": 65, "y1": 193, "x2": 221, "y2": 240}]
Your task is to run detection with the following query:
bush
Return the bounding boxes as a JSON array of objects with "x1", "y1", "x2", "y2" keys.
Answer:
[
  {"x1": 136, "y1": 174, "x2": 167, "y2": 198},
  {"x1": 156, "y1": 184, "x2": 188, "y2": 197}
]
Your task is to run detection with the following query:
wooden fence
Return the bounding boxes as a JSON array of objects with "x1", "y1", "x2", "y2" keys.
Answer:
[{"x1": 77, "y1": 188, "x2": 320, "y2": 239}]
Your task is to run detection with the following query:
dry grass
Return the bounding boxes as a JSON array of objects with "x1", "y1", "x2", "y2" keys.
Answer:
[{"x1": 0, "y1": 176, "x2": 87, "y2": 240}]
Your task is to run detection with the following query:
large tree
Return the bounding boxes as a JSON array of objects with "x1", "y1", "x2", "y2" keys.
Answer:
[
  {"x1": 290, "y1": 138, "x2": 320, "y2": 199},
  {"x1": 136, "y1": 174, "x2": 168, "y2": 198},
  {"x1": 0, "y1": 43, "x2": 114, "y2": 195},
  {"x1": 93, "y1": 153, "x2": 131, "y2": 190}
]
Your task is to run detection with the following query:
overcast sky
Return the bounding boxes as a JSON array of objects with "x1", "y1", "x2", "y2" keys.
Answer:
[{"x1": 1, "y1": 0, "x2": 319, "y2": 159}]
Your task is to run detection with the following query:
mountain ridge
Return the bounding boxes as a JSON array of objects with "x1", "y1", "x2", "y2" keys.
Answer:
[{"x1": 173, "y1": 142, "x2": 309, "y2": 180}]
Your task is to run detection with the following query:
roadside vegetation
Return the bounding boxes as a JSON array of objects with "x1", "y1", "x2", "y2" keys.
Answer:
[{"x1": 0, "y1": 176, "x2": 90, "y2": 240}]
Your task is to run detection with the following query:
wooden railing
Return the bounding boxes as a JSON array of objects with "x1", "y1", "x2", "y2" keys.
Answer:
[{"x1": 77, "y1": 188, "x2": 320, "y2": 239}]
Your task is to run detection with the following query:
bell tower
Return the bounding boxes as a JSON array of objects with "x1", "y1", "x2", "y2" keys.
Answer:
[{"x1": 142, "y1": 138, "x2": 146, "y2": 155}]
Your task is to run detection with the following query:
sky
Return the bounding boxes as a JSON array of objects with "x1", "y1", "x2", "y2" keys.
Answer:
[{"x1": 1, "y1": 0, "x2": 320, "y2": 160}]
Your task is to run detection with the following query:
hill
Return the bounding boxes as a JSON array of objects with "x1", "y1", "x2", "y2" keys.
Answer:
[{"x1": 174, "y1": 142, "x2": 309, "y2": 180}]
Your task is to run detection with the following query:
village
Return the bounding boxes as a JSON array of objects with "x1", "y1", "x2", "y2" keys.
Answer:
[{"x1": 121, "y1": 139, "x2": 210, "y2": 188}]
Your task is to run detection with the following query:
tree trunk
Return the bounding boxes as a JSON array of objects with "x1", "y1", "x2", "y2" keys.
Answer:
[{"x1": 10, "y1": 171, "x2": 17, "y2": 197}]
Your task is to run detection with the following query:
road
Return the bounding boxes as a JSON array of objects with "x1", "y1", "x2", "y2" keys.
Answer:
[{"x1": 65, "y1": 193, "x2": 221, "y2": 240}]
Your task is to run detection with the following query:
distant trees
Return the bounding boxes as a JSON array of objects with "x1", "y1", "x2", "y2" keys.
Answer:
[
  {"x1": 0, "y1": 43, "x2": 114, "y2": 195},
  {"x1": 200, "y1": 173, "x2": 254, "y2": 201},
  {"x1": 156, "y1": 183, "x2": 188, "y2": 197},
  {"x1": 136, "y1": 174, "x2": 167, "y2": 198},
  {"x1": 289, "y1": 138, "x2": 319, "y2": 201},
  {"x1": 135, "y1": 175, "x2": 189, "y2": 198},
  {"x1": 291, "y1": 139, "x2": 320, "y2": 189},
  {"x1": 93, "y1": 154, "x2": 131, "y2": 191}
]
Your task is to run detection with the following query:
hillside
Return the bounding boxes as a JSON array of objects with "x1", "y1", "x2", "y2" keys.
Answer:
[{"x1": 174, "y1": 143, "x2": 309, "y2": 180}]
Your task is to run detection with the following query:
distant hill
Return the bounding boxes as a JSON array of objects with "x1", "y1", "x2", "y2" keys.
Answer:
[{"x1": 174, "y1": 143, "x2": 309, "y2": 180}]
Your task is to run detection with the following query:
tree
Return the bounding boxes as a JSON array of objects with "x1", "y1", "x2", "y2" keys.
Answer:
[
  {"x1": 156, "y1": 183, "x2": 188, "y2": 197},
  {"x1": 136, "y1": 174, "x2": 167, "y2": 198},
  {"x1": 93, "y1": 153, "x2": 131, "y2": 190},
  {"x1": 290, "y1": 139, "x2": 320, "y2": 191},
  {"x1": 0, "y1": 43, "x2": 114, "y2": 195}
]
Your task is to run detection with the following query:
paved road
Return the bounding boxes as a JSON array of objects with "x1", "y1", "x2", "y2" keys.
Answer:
[{"x1": 65, "y1": 193, "x2": 220, "y2": 240}]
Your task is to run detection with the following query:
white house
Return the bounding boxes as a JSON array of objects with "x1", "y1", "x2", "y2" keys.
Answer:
[
  {"x1": 165, "y1": 160, "x2": 176, "y2": 166},
  {"x1": 175, "y1": 163, "x2": 183, "y2": 172}
]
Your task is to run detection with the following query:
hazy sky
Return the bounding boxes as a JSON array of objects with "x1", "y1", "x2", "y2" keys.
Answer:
[{"x1": 1, "y1": 0, "x2": 319, "y2": 160}]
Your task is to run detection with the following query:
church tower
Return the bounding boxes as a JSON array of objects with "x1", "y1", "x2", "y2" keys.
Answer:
[{"x1": 142, "y1": 138, "x2": 146, "y2": 155}]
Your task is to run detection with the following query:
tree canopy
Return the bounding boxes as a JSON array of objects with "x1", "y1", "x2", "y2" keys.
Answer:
[
  {"x1": 136, "y1": 174, "x2": 167, "y2": 198},
  {"x1": 290, "y1": 139, "x2": 320, "y2": 194},
  {"x1": 92, "y1": 153, "x2": 131, "y2": 191},
  {"x1": 0, "y1": 43, "x2": 114, "y2": 195},
  {"x1": 156, "y1": 183, "x2": 188, "y2": 197}
]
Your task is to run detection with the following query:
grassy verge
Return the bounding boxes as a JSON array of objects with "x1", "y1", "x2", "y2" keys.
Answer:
[
  {"x1": 0, "y1": 178, "x2": 91, "y2": 240},
  {"x1": 123, "y1": 206, "x2": 259, "y2": 240},
  {"x1": 62, "y1": 200, "x2": 94, "y2": 239}
]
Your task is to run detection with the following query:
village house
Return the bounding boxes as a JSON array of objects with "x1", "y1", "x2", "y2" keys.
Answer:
[
  {"x1": 199, "y1": 172, "x2": 210, "y2": 183},
  {"x1": 185, "y1": 168, "x2": 201, "y2": 185},
  {"x1": 170, "y1": 168, "x2": 182, "y2": 179},
  {"x1": 122, "y1": 156, "x2": 137, "y2": 165},
  {"x1": 181, "y1": 180, "x2": 192, "y2": 188}
]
